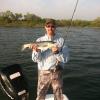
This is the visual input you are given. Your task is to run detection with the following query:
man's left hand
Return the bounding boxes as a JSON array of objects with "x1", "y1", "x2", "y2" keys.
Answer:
[{"x1": 51, "y1": 46, "x2": 59, "y2": 54}]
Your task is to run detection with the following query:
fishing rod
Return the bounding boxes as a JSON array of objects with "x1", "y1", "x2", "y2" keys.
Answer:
[
  {"x1": 56, "y1": 0, "x2": 79, "y2": 47},
  {"x1": 66, "y1": 0, "x2": 79, "y2": 35},
  {"x1": 56, "y1": 0, "x2": 79, "y2": 40}
]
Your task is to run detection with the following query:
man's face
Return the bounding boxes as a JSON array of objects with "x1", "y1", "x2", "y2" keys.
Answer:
[{"x1": 45, "y1": 23, "x2": 56, "y2": 36}]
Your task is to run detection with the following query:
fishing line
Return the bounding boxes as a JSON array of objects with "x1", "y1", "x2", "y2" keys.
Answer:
[
  {"x1": 66, "y1": 0, "x2": 79, "y2": 35},
  {"x1": 56, "y1": 0, "x2": 79, "y2": 50},
  {"x1": 57, "y1": 0, "x2": 79, "y2": 39}
]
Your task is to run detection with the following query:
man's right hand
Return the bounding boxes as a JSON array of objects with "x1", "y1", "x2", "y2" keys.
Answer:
[{"x1": 31, "y1": 44, "x2": 40, "y2": 52}]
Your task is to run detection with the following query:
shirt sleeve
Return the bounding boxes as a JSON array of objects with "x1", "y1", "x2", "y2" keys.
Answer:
[
  {"x1": 55, "y1": 45, "x2": 69, "y2": 63},
  {"x1": 57, "y1": 37, "x2": 64, "y2": 52},
  {"x1": 32, "y1": 51, "x2": 42, "y2": 62},
  {"x1": 32, "y1": 37, "x2": 42, "y2": 62}
]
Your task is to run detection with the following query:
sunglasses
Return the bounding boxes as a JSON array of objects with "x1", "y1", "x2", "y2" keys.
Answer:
[{"x1": 46, "y1": 25, "x2": 55, "y2": 28}]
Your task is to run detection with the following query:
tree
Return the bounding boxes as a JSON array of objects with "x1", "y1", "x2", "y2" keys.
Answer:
[
  {"x1": 91, "y1": 17, "x2": 100, "y2": 27},
  {"x1": 14, "y1": 13, "x2": 22, "y2": 21},
  {"x1": 24, "y1": 13, "x2": 41, "y2": 21},
  {"x1": 0, "y1": 10, "x2": 13, "y2": 23}
]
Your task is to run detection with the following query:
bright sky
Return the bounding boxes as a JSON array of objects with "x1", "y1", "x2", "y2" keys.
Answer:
[{"x1": 0, "y1": 0, "x2": 100, "y2": 20}]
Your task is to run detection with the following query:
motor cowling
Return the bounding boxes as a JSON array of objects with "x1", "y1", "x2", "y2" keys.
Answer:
[{"x1": 0, "y1": 64, "x2": 29, "y2": 100}]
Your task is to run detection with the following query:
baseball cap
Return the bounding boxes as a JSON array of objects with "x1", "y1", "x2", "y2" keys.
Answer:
[{"x1": 45, "y1": 19, "x2": 56, "y2": 25}]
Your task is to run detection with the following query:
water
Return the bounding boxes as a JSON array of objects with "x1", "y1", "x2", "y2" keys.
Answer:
[{"x1": 0, "y1": 27, "x2": 100, "y2": 100}]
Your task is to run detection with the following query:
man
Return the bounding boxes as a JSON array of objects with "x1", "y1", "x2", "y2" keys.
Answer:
[{"x1": 32, "y1": 19, "x2": 69, "y2": 100}]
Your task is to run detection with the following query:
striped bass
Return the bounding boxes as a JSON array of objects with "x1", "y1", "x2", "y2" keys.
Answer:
[{"x1": 22, "y1": 41, "x2": 56, "y2": 51}]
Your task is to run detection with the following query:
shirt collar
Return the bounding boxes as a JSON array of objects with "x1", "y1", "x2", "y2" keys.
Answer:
[{"x1": 45, "y1": 33, "x2": 57, "y2": 41}]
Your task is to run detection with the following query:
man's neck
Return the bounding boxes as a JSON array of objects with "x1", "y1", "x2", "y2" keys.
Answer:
[{"x1": 47, "y1": 33, "x2": 55, "y2": 38}]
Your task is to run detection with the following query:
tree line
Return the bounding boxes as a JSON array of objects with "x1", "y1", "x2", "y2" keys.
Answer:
[{"x1": 0, "y1": 10, "x2": 100, "y2": 27}]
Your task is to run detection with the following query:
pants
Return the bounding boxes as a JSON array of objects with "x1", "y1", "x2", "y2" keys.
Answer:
[{"x1": 36, "y1": 69, "x2": 63, "y2": 100}]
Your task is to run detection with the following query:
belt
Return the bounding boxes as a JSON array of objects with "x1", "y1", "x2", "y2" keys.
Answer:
[
  {"x1": 49, "y1": 68, "x2": 56, "y2": 73},
  {"x1": 39, "y1": 65, "x2": 63, "y2": 73},
  {"x1": 39, "y1": 69, "x2": 55, "y2": 74},
  {"x1": 49, "y1": 65, "x2": 63, "y2": 72}
]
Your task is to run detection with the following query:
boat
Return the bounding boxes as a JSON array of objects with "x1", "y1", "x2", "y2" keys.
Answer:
[
  {"x1": 0, "y1": 64, "x2": 29, "y2": 100},
  {"x1": 45, "y1": 94, "x2": 69, "y2": 100}
]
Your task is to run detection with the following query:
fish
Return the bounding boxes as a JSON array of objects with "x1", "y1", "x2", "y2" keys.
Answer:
[{"x1": 21, "y1": 41, "x2": 56, "y2": 51}]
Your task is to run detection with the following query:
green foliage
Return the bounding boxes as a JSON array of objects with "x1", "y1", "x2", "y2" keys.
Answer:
[
  {"x1": 0, "y1": 10, "x2": 100, "y2": 27},
  {"x1": 56, "y1": 20, "x2": 71, "y2": 26},
  {"x1": 90, "y1": 17, "x2": 100, "y2": 27},
  {"x1": 72, "y1": 20, "x2": 90, "y2": 27}
]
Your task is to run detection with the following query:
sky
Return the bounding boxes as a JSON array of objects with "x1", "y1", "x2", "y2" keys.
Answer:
[{"x1": 0, "y1": 0, "x2": 100, "y2": 20}]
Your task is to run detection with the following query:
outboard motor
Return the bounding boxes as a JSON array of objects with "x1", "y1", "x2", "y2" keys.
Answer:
[{"x1": 0, "y1": 64, "x2": 29, "y2": 100}]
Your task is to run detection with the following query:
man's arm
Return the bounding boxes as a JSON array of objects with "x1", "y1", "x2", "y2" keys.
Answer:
[
  {"x1": 55, "y1": 45, "x2": 69, "y2": 64},
  {"x1": 32, "y1": 50, "x2": 42, "y2": 62}
]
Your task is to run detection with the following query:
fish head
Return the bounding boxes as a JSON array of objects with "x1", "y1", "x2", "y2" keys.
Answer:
[{"x1": 21, "y1": 43, "x2": 32, "y2": 51}]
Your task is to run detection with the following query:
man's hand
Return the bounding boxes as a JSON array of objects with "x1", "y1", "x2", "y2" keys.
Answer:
[
  {"x1": 31, "y1": 44, "x2": 41, "y2": 52},
  {"x1": 51, "y1": 46, "x2": 59, "y2": 54}
]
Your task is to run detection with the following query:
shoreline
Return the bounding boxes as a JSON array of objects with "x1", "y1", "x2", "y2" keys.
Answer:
[{"x1": 0, "y1": 25, "x2": 100, "y2": 28}]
